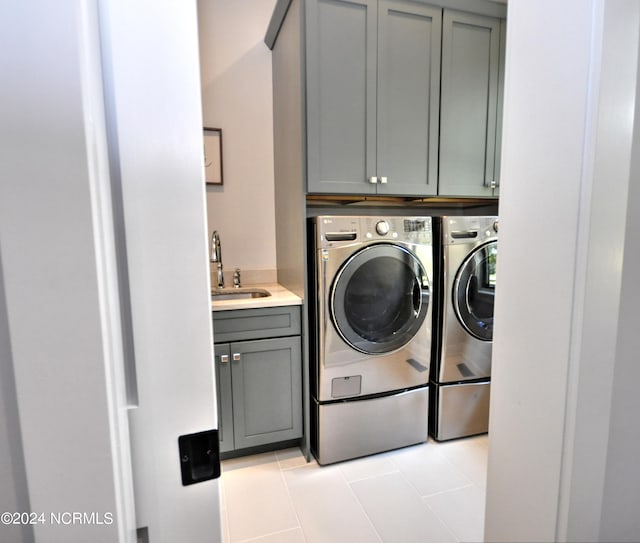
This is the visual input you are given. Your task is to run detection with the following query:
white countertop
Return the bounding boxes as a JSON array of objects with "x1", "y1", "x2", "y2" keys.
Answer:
[{"x1": 210, "y1": 283, "x2": 302, "y2": 312}]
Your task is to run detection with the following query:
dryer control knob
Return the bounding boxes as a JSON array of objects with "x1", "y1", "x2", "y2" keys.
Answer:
[
  {"x1": 375, "y1": 220, "x2": 390, "y2": 236},
  {"x1": 493, "y1": 220, "x2": 499, "y2": 233}
]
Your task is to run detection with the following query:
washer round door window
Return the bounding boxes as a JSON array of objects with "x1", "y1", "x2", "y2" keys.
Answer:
[
  {"x1": 453, "y1": 241, "x2": 498, "y2": 341},
  {"x1": 330, "y1": 243, "x2": 430, "y2": 354}
]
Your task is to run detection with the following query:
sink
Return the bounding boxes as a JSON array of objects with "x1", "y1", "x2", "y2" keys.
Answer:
[{"x1": 211, "y1": 287, "x2": 271, "y2": 301}]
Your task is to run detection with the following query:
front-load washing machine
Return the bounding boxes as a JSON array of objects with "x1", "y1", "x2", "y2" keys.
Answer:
[
  {"x1": 308, "y1": 216, "x2": 434, "y2": 464},
  {"x1": 430, "y1": 216, "x2": 498, "y2": 441}
]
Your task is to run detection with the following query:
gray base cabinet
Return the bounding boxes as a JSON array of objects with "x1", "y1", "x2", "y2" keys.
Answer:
[{"x1": 213, "y1": 306, "x2": 302, "y2": 455}]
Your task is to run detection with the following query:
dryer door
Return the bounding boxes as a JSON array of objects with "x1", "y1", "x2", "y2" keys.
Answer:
[
  {"x1": 330, "y1": 243, "x2": 430, "y2": 354},
  {"x1": 453, "y1": 240, "x2": 497, "y2": 341}
]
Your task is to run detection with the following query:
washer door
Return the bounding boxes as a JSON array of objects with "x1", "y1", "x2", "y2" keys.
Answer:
[
  {"x1": 453, "y1": 240, "x2": 497, "y2": 341},
  {"x1": 330, "y1": 243, "x2": 430, "y2": 354}
]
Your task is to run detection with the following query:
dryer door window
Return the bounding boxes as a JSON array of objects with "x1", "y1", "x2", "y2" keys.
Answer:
[
  {"x1": 330, "y1": 243, "x2": 430, "y2": 354},
  {"x1": 453, "y1": 240, "x2": 497, "y2": 341}
]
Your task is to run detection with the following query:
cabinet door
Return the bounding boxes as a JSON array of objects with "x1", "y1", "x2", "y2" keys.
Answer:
[
  {"x1": 493, "y1": 19, "x2": 506, "y2": 197},
  {"x1": 214, "y1": 343, "x2": 234, "y2": 453},
  {"x1": 377, "y1": 0, "x2": 441, "y2": 196},
  {"x1": 439, "y1": 10, "x2": 502, "y2": 197},
  {"x1": 230, "y1": 337, "x2": 302, "y2": 450},
  {"x1": 306, "y1": 0, "x2": 377, "y2": 194}
]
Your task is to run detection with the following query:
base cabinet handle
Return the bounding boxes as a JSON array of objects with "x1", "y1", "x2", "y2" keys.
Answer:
[
  {"x1": 220, "y1": 354, "x2": 229, "y2": 364},
  {"x1": 232, "y1": 353, "x2": 241, "y2": 362}
]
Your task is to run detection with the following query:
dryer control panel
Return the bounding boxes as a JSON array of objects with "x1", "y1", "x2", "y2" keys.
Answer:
[{"x1": 443, "y1": 216, "x2": 498, "y2": 246}]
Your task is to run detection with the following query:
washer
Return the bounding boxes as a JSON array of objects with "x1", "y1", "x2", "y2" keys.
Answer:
[
  {"x1": 430, "y1": 216, "x2": 498, "y2": 441},
  {"x1": 308, "y1": 215, "x2": 434, "y2": 464}
]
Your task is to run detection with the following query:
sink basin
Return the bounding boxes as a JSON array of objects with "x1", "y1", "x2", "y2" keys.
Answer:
[{"x1": 211, "y1": 287, "x2": 271, "y2": 301}]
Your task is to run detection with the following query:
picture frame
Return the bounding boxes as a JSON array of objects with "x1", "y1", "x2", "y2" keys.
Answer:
[{"x1": 203, "y1": 127, "x2": 223, "y2": 185}]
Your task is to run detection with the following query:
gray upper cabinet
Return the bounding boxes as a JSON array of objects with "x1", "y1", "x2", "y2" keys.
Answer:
[
  {"x1": 266, "y1": 0, "x2": 506, "y2": 199},
  {"x1": 377, "y1": 1, "x2": 441, "y2": 196},
  {"x1": 306, "y1": 0, "x2": 377, "y2": 194},
  {"x1": 305, "y1": 0, "x2": 442, "y2": 196},
  {"x1": 439, "y1": 10, "x2": 504, "y2": 197}
]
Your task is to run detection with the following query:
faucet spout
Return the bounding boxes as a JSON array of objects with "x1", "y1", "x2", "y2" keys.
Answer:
[{"x1": 210, "y1": 230, "x2": 224, "y2": 288}]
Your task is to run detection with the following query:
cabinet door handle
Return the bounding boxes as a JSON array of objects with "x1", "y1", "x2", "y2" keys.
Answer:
[
  {"x1": 380, "y1": 176, "x2": 387, "y2": 184},
  {"x1": 490, "y1": 180, "x2": 497, "y2": 189},
  {"x1": 220, "y1": 354, "x2": 229, "y2": 364},
  {"x1": 369, "y1": 176, "x2": 378, "y2": 184},
  {"x1": 232, "y1": 353, "x2": 241, "y2": 362}
]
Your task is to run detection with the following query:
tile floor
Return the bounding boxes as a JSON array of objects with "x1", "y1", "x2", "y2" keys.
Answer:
[{"x1": 219, "y1": 435, "x2": 488, "y2": 543}]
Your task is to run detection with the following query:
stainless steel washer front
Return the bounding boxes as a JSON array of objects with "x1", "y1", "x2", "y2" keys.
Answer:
[
  {"x1": 309, "y1": 215, "x2": 434, "y2": 463},
  {"x1": 430, "y1": 215, "x2": 498, "y2": 441},
  {"x1": 313, "y1": 216, "x2": 433, "y2": 402}
]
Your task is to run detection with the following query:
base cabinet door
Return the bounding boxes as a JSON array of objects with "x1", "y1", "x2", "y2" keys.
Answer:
[
  {"x1": 214, "y1": 333, "x2": 303, "y2": 454},
  {"x1": 230, "y1": 337, "x2": 303, "y2": 450},
  {"x1": 214, "y1": 343, "x2": 235, "y2": 454}
]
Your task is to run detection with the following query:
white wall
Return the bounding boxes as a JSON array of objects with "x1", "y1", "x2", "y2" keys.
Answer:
[
  {"x1": 0, "y1": 261, "x2": 32, "y2": 543},
  {"x1": 100, "y1": 0, "x2": 223, "y2": 540},
  {"x1": 1, "y1": 1, "x2": 223, "y2": 542},
  {"x1": 198, "y1": 0, "x2": 278, "y2": 283},
  {"x1": 486, "y1": 1, "x2": 640, "y2": 541},
  {"x1": 0, "y1": 1, "x2": 133, "y2": 540}
]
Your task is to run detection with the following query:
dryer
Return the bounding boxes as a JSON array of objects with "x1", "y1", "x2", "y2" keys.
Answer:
[
  {"x1": 309, "y1": 216, "x2": 434, "y2": 464},
  {"x1": 430, "y1": 216, "x2": 498, "y2": 441}
]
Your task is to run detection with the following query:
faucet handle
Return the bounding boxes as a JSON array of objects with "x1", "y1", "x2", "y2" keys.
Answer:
[{"x1": 233, "y1": 269, "x2": 241, "y2": 288}]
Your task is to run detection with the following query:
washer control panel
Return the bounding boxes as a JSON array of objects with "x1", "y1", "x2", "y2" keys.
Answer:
[
  {"x1": 317, "y1": 215, "x2": 432, "y2": 247},
  {"x1": 364, "y1": 217, "x2": 431, "y2": 243},
  {"x1": 375, "y1": 220, "x2": 390, "y2": 236}
]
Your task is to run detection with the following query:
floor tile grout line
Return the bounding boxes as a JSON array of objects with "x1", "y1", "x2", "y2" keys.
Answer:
[
  {"x1": 233, "y1": 526, "x2": 305, "y2": 543},
  {"x1": 340, "y1": 469, "x2": 401, "y2": 485},
  {"x1": 422, "y1": 498, "x2": 466, "y2": 543},
  {"x1": 277, "y1": 456, "x2": 310, "y2": 543},
  {"x1": 218, "y1": 473, "x2": 232, "y2": 543},
  {"x1": 420, "y1": 482, "x2": 477, "y2": 500},
  {"x1": 337, "y1": 461, "x2": 385, "y2": 543},
  {"x1": 275, "y1": 448, "x2": 311, "y2": 472},
  {"x1": 389, "y1": 453, "x2": 464, "y2": 543},
  {"x1": 221, "y1": 452, "x2": 300, "y2": 543},
  {"x1": 438, "y1": 454, "x2": 486, "y2": 493},
  {"x1": 422, "y1": 488, "x2": 487, "y2": 543},
  {"x1": 338, "y1": 460, "x2": 401, "y2": 485},
  {"x1": 418, "y1": 461, "x2": 486, "y2": 543}
]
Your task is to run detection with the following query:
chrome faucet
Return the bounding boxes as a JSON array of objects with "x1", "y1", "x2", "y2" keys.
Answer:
[{"x1": 210, "y1": 230, "x2": 224, "y2": 288}]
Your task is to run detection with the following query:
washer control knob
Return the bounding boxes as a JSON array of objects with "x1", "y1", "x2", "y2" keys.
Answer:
[
  {"x1": 493, "y1": 220, "x2": 499, "y2": 233},
  {"x1": 375, "y1": 220, "x2": 390, "y2": 236}
]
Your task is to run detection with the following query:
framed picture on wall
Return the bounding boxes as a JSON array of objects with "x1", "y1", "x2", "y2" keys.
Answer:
[{"x1": 203, "y1": 127, "x2": 223, "y2": 185}]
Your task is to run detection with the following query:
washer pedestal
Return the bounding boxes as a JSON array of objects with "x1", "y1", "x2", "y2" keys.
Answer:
[
  {"x1": 312, "y1": 387, "x2": 428, "y2": 465},
  {"x1": 430, "y1": 381, "x2": 490, "y2": 441}
]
